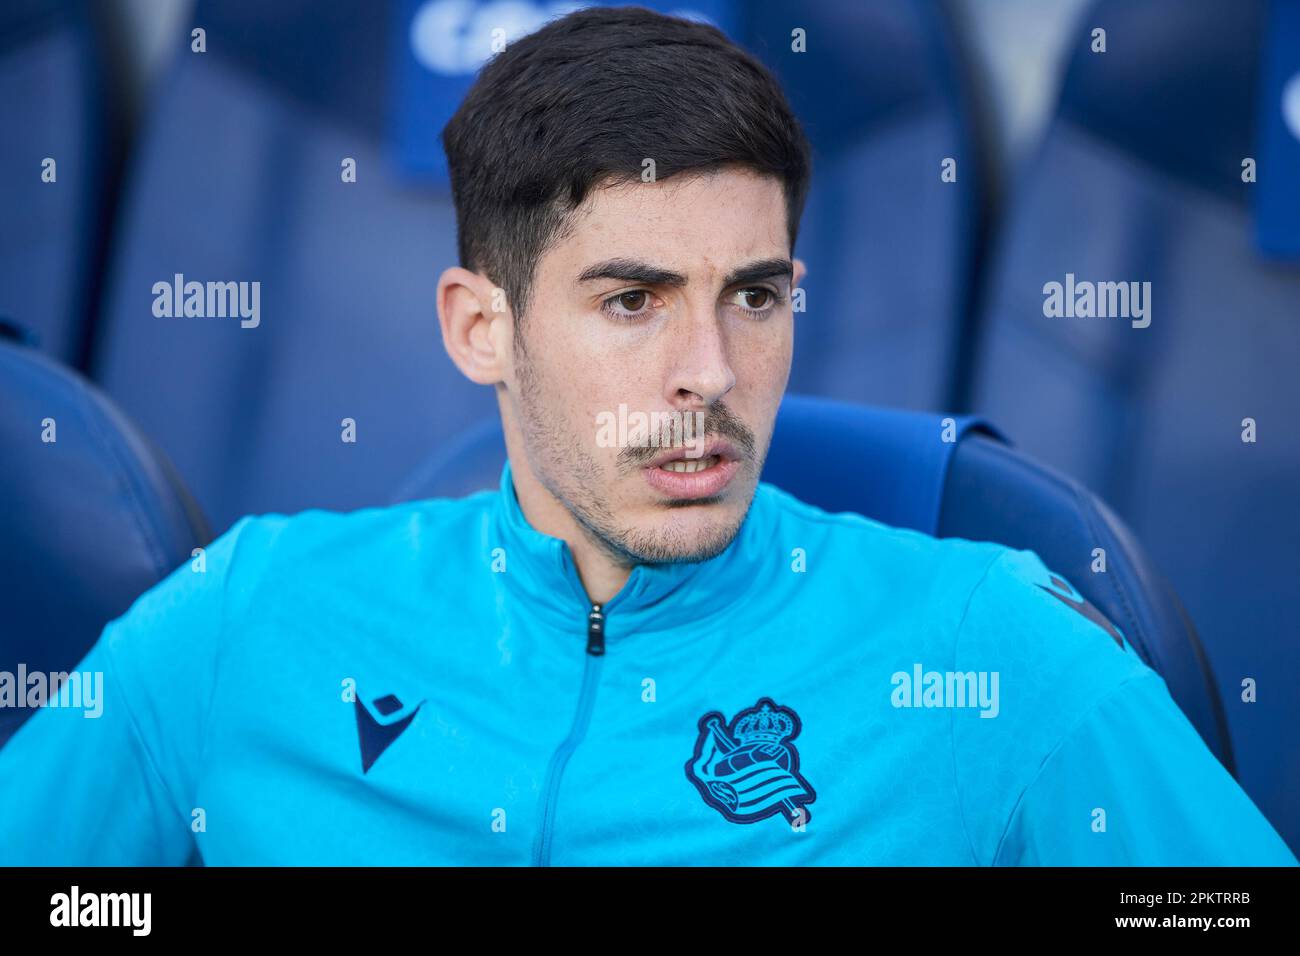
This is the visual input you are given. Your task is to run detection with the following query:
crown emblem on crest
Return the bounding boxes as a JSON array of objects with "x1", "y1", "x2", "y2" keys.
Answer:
[{"x1": 734, "y1": 703, "x2": 794, "y2": 743}]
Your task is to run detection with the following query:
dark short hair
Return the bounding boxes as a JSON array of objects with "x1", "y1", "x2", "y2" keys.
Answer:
[{"x1": 442, "y1": 5, "x2": 813, "y2": 327}]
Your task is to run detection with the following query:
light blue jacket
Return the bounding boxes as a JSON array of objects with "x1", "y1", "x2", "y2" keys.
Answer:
[{"x1": 1, "y1": 461, "x2": 1294, "y2": 865}]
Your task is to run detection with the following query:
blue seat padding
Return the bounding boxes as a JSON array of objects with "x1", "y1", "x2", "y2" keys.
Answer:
[
  {"x1": 756, "y1": 394, "x2": 999, "y2": 534},
  {"x1": 746, "y1": 0, "x2": 987, "y2": 411},
  {"x1": 972, "y1": 0, "x2": 1297, "y2": 849},
  {"x1": 0, "y1": 336, "x2": 210, "y2": 746},
  {"x1": 0, "y1": 0, "x2": 117, "y2": 366},
  {"x1": 91, "y1": 0, "x2": 496, "y2": 532}
]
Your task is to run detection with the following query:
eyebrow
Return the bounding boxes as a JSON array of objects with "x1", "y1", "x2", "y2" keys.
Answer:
[{"x1": 577, "y1": 257, "x2": 793, "y2": 288}]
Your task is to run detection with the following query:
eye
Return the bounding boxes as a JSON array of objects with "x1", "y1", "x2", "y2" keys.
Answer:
[
  {"x1": 600, "y1": 289, "x2": 656, "y2": 320},
  {"x1": 730, "y1": 287, "x2": 784, "y2": 314}
]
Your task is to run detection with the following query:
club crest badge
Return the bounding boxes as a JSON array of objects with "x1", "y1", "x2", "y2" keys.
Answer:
[{"x1": 685, "y1": 697, "x2": 816, "y2": 825}]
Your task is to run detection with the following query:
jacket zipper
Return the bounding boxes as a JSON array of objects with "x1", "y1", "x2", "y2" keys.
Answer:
[{"x1": 532, "y1": 602, "x2": 606, "y2": 866}]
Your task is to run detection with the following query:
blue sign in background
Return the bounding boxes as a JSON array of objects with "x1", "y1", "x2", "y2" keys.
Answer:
[{"x1": 389, "y1": 0, "x2": 739, "y2": 185}]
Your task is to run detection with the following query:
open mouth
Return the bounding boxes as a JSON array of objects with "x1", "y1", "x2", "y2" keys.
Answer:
[
  {"x1": 642, "y1": 443, "x2": 741, "y2": 499},
  {"x1": 657, "y1": 454, "x2": 722, "y2": 474}
]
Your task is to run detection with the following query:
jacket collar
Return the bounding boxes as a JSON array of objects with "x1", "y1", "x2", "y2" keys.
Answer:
[{"x1": 490, "y1": 458, "x2": 775, "y2": 640}]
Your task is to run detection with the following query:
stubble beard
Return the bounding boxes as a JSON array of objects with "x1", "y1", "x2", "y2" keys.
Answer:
[{"x1": 512, "y1": 334, "x2": 746, "y2": 567}]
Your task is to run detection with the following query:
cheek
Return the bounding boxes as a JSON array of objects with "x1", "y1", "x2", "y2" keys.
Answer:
[
  {"x1": 528, "y1": 355, "x2": 624, "y2": 457},
  {"x1": 738, "y1": 320, "x2": 793, "y2": 388},
  {"x1": 532, "y1": 304, "x2": 644, "y2": 384}
]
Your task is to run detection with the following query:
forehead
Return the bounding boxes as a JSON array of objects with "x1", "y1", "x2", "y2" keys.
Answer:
[{"x1": 543, "y1": 167, "x2": 790, "y2": 281}]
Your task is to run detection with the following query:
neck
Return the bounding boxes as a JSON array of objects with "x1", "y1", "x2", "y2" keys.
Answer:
[
  {"x1": 500, "y1": 415, "x2": 633, "y2": 606},
  {"x1": 510, "y1": 471, "x2": 632, "y2": 605}
]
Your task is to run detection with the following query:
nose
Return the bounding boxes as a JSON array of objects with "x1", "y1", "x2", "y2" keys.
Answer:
[{"x1": 664, "y1": 307, "x2": 736, "y2": 410}]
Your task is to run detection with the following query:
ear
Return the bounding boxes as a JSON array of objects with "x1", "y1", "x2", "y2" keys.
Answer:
[
  {"x1": 792, "y1": 257, "x2": 808, "y2": 291},
  {"x1": 437, "y1": 266, "x2": 512, "y2": 386}
]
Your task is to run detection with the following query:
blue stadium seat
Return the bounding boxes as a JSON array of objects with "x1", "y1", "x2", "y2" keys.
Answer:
[
  {"x1": 89, "y1": 0, "x2": 986, "y2": 533},
  {"x1": 0, "y1": 0, "x2": 120, "y2": 367},
  {"x1": 0, "y1": 331, "x2": 210, "y2": 747},
  {"x1": 970, "y1": 0, "x2": 1299, "y2": 850},
  {"x1": 90, "y1": 0, "x2": 495, "y2": 534},
  {"x1": 745, "y1": 0, "x2": 989, "y2": 411},
  {"x1": 393, "y1": 392, "x2": 1233, "y2": 775}
]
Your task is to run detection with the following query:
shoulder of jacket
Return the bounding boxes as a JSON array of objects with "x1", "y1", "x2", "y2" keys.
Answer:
[
  {"x1": 754, "y1": 480, "x2": 1005, "y2": 574},
  {"x1": 220, "y1": 488, "x2": 497, "y2": 554}
]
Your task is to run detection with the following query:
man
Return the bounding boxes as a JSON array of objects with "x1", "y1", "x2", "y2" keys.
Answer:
[{"x1": 0, "y1": 6, "x2": 1294, "y2": 866}]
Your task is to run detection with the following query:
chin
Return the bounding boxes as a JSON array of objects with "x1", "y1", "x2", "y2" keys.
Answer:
[{"x1": 621, "y1": 508, "x2": 745, "y2": 565}]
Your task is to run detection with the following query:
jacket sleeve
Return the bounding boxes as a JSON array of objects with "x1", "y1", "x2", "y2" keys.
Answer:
[
  {"x1": 950, "y1": 545, "x2": 1297, "y2": 867},
  {"x1": 0, "y1": 517, "x2": 251, "y2": 865},
  {"x1": 992, "y1": 668, "x2": 1298, "y2": 866}
]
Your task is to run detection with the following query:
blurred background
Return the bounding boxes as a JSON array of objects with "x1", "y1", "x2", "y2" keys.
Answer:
[{"x1": 1, "y1": 0, "x2": 1296, "y2": 855}]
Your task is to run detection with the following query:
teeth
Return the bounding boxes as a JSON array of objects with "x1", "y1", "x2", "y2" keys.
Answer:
[{"x1": 660, "y1": 455, "x2": 719, "y2": 474}]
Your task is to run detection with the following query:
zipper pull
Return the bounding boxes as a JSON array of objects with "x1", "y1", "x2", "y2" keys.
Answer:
[{"x1": 586, "y1": 603, "x2": 605, "y2": 656}]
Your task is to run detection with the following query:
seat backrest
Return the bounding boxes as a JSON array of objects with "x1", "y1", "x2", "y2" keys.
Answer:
[
  {"x1": 393, "y1": 392, "x2": 1229, "y2": 769},
  {"x1": 90, "y1": 0, "x2": 987, "y2": 533},
  {"x1": 971, "y1": 0, "x2": 1292, "y2": 846},
  {"x1": 0, "y1": 334, "x2": 210, "y2": 746},
  {"x1": 746, "y1": 0, "x2": 988, "y2": 412},
  {"x1": 90, "y1": 0, "x2": 497, "y2": 534},
  {"x1": 0, "y1": 0, "x2": 119, "y2": 367}
]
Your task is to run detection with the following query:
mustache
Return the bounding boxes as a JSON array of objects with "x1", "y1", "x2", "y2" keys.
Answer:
[{"x1": 616, "y1": 402, "x2": 757, "y2": 468}]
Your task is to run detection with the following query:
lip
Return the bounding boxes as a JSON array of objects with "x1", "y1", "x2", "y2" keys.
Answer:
[
  {"x1": 643, "y1": 438, "x2": 740, "y2": 470},
  {"x1": 641, "y1": 439, "x2": 742, "y2": 500}
]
